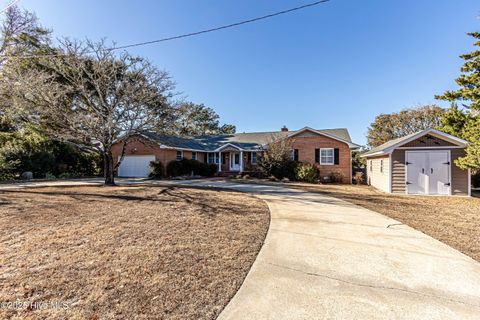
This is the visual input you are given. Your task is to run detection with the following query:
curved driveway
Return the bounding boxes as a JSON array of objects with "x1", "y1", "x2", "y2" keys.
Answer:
[
  {"x1": 3, "y1": 178, "x2": 480, "y2": 318},
  {"x1": 166, "y1": 179, "x2": 480, "y2": 320}
]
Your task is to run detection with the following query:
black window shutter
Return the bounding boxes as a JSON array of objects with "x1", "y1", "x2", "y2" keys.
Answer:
[
  {"x1": 334, "y1": 148, "x2": 340, "y2": 165},
  {"x1": 294, "y1": 149, "x2": 299, "y2": 162},
  {"x1": 315, "y1": 149, "x2": 319, "y2": 163},
  {"x1": 204, "y1": 153, "x2": 208, "y2": 163}
]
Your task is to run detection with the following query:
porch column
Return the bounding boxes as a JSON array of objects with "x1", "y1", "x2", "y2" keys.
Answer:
[
  {"x1": 218, "y1": 151, "x2": 222, "y2": 172},
  {"x1": 239, "y1": 151, "x2": 244, "y2": 173}
]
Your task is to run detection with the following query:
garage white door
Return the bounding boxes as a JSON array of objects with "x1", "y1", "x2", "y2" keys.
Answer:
[
  {"x1": 118, "y1": 155, "x2": 155, "y2": 178},
  {"x1": 406, "y1": 151, "x2": 450, "y2": 195}
]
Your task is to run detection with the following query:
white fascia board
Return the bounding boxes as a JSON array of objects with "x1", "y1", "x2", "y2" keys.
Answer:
[
  {"x1": 360, "y1": 151, "x2": 387, "y2": 158},
  {"x1": 213, "y1": 143, "x2": 245, "y2": 152}
]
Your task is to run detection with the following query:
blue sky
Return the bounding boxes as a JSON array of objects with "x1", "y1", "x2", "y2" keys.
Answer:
[{"x1": 15, "y1": 0, "x2": 480, "y2": 145}]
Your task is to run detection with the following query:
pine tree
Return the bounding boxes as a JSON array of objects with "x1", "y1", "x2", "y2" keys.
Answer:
[{"x1": 436, "y1": 32, "x2": 480, "y2": 170}]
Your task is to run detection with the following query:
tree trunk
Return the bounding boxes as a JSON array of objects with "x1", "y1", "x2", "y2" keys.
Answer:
[{"x1": 104, "y1": 150, "x2": 115, "y2": 185}]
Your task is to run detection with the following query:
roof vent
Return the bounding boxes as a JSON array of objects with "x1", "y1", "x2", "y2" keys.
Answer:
[{"x1": 281, "y1": 126, "x2": 288, "y2": 132}]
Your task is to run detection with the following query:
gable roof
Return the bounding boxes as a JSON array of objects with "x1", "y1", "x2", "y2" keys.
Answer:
[
  {"x1": 139, "y1": 127, "x2": 359, "y2": 152},
  {"x1": 362, "y1": 128, "x2": 468, "y2": 157}
]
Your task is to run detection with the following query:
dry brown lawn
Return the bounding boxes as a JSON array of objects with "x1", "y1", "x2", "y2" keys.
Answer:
[
  {"x1": 0, "y1": 185, "x2": 269, "y2": 320},
  {"x1": 287, "y1": 183, "x2": 480, "y2": 262}
]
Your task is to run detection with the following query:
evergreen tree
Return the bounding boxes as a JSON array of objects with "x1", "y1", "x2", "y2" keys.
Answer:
[{"x1": 436, "y1": 32, "x2": 480, "y2": 170}]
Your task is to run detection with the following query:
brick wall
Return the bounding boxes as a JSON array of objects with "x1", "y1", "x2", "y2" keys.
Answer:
[
  {"x1": 111, "y1": 137, "x2": 206, "y2": 176},
  {"x1": 290, "y1": 135, "x2": 352, "y2": 183}
]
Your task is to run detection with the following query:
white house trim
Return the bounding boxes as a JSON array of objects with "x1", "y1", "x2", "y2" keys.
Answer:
[
  {"x1": 319, "y1": 148, "x2": 335, "y2": 165},
  {"x1": 388, "y1": 154, "x2": 393, "y2": 193},
  {"x1": 213, "y1": 143, "x2": 245, "y2": 152}
]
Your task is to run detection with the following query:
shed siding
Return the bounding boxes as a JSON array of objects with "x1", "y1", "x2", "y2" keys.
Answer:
[
  {"x1": 367, "y1": 156, "x2": 390, "y2": 193},
  {"x1": 451, "y1": 149, "x2": 469, "y2": 196},
  {"x1": 391, "y1": 150, "x2": 406, "y2": 194}
]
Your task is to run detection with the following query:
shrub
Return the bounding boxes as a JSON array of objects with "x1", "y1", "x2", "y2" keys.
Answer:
[
  {"x1": 258, "y1": 137, "x2": 297, "y2": 180},
  {"x1": 295, "y1": 162, "x2": 320, "y2": 183},
  {"x1": 330, "y1": 170, "x2": 344, "y2": 183},
  {"x1": 353, "y1": 171, "x2": 365, "y2": 185},
  {"x1": 149, "y1": 161, "x2": 165, "y2": 179},
  {"x1": 45, "y1": 172, "x2": 56, "y2": 179},
  {"x1": 195, "y1": 162, "x2": 217, "y2": 177},
  {"x1": 58, "y1": 172, "x2": 81, "y2": 179},
  {"x1": 166, "y1": 159, "x2": 217, "y2": 177}
]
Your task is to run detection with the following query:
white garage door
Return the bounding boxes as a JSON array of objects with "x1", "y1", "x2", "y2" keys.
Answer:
[
  {"x1": 118, "y1": 155, "x2": 155, "y2": 178},
  {"x1": 406, "y1": 151, "x2": 451, "y2": 195}
]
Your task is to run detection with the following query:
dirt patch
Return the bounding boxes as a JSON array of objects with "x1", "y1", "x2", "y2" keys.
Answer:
[{"x1": 0, "y1": 185, "x2": 269, "y2": 319}]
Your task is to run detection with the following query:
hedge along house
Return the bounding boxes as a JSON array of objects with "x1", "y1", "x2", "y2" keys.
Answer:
[
  {"x1": 111, "y1": 126, "x2": 360, "y2": 183},
  {"x1": 362, "y1": 129, "x2": 470, "y2": 196}
]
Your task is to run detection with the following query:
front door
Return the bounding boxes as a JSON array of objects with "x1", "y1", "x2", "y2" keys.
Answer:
[
  {"x1": 406, "y1": 151, "x2": 450, "y2": 195},
  {"x1": 230, "y1": 152, "x2": 240, "y2": 171}
]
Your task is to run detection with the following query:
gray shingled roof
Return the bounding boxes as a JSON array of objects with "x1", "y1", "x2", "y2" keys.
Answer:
[{"x1": 141, "y1": 128, "x2": 357, "y2": 151}]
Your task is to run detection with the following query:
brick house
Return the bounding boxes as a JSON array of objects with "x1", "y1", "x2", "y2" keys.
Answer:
[{"x1": 111, "y1": 126, "x2": 360, "y2": 183}]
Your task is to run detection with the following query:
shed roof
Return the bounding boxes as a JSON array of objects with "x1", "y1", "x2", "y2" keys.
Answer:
[{"x1": 362, "y1": 129, "x2": 468, "y2": 157}]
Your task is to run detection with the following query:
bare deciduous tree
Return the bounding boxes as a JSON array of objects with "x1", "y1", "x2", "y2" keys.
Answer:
[
  {"x1": 3, "y1": 39, "x2": 175, "y2": 184},
  {"x1": 258, "y1": 134, "x2": 297, "y2": 179}
]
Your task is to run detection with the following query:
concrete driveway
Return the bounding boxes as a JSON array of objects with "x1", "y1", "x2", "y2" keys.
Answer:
[
  {"x1": 160, "y1": 179, "x2": 480, "y2": 320},
  {"x1": 3, "y1": 178, "x2": 480, "y2": 319}
]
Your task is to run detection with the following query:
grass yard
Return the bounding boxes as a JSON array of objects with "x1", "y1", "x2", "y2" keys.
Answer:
[
  {"x1": 0, "y1": 185, "x2": 270, "y2": 320},
  {"x1": 288, "y1": 183, "x2": 480, "y2": 262}
]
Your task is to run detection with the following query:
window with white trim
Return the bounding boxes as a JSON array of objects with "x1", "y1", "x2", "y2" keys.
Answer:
[
  {"x1": 292, "y1": 149, "x2": 299, "y2": 162},
  {"x1": 320, "y1": 148, "x2": 334, "y2": 165},
  {"x1": 191, "y1": 152, "x2": 197, "y2": 161},
  {"x1": 176, "y1": 150, "x2": 183, "y2": 161},
  {"x1": 207, "y1": 152, "x2": 219, "y2": 164},
  {"x1": 207, "y1": 153, "x2": 215, "y2": 164},
  {"x1": 251, "y1": 152, "x2": 257, "y2": 164}
]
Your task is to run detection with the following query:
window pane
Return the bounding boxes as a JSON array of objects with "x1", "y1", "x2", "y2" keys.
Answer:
[
  {"x1": 320, "y1": 149, "x2": 334, "y2": 164},
  {"x1": 208, "y1": 153, "x2": 215, "y2": 163}
]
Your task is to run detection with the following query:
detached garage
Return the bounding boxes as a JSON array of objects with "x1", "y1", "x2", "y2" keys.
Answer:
[
  {"x1": 118, "y1": 155, "x2": 155, "y2": 178},
  {"x1": 363, "y1": 129, "x2": 470, "y2": 196}
]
